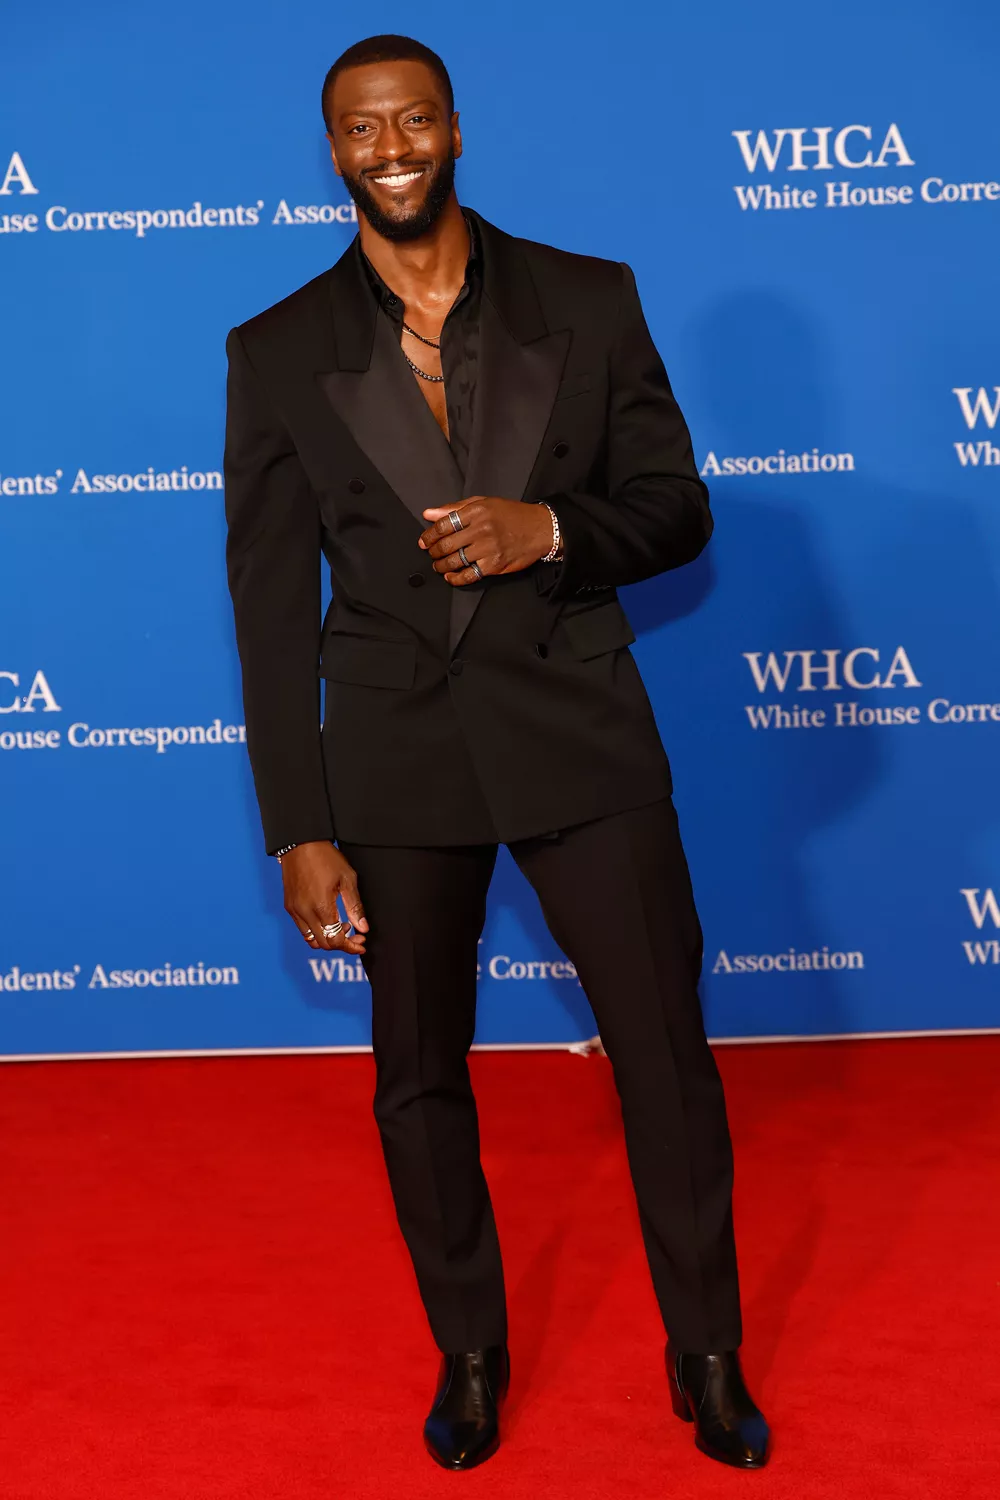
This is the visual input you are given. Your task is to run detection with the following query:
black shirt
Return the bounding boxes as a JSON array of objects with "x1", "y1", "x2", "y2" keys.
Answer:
[{"x1": 358, "y1": 214, "x2": 482, "y2": 482}]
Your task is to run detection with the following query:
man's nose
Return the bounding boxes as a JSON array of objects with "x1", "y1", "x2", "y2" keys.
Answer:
[{"x1": 379, "y1": 122, "x2": 409, "y2": 160}]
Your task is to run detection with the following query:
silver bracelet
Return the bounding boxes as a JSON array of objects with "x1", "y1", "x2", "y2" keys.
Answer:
[
  {"x1": 538, "y1": 503, "x2": 562, "y2": 563},
  {"x1": 274, "y1": 844, "x2": 298, "y2": 863}
]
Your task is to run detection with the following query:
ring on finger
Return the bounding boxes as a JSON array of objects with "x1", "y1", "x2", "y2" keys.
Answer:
[
  {"x1": 322, "y1": 921, "x2": 344, "y2": 940},
  {"x1": 470, "y1": 561, "x2": 484, "y2": 580},
  {"x1": 457, "y1": 544, "x2": 471, "y2": 568},
  {"x1": 305, "y1": 929, "x2": 315, "y2": 941},
  {"x1": 448, "y1": 509, "x2": 464, "y2": 533}
]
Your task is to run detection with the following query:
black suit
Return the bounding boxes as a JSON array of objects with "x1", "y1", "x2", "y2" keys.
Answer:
[
  {"x1": 225, "y1": 212, "x2": 711, "y2": 849},
  {"x1": 225, "y1": 211, "x2": 742, "y2": 1355}
]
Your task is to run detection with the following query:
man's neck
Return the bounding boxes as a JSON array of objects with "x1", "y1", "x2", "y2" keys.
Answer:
[{"x1": 358, "y1": 194, "x2": 471, "y2": 312}]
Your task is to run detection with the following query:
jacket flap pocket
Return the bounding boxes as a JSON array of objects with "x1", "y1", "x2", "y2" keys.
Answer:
[
  {"x1": 561, "y1": 600, "x2": 636, "y2": 660},
  {"x1": 320, "y1": 634, "x2": 416, "y2": 689}
]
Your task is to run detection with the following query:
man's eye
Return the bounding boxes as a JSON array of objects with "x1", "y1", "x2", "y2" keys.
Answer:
[
  {"x1": 349, "y1": 124, "x2": 370, "y2": 135},
  {"x1": 407, "y1": 115, "x2": 428, "y2": 125}
]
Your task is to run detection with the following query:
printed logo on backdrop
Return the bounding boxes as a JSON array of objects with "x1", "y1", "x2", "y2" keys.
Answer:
[
  {"x1": 700, "y1": 446, "x2": 855, "y2": 481},
  {"x1": 0, "y1": 464, "x2": 221, "y2": 500},
  {"x1": 0, "y1": 961, "x2": 240, "y2": 997},
  {"x1": 0, "y1": 151, "x2": 356, "y2": 241},
  {"x1": 740, "y1": 646, "x2": 1000, "y2": 732},
  {"x1": 307, "y1": 948, "x2": 582, "y2": 987},
  {"x1": 0, "y1": 154, "x2": 348, "y2": 500},
  {"x1": 712, "y1": 945, "x2": 863, "y2": 977},
  {"x1": 952, "y1": 386, "x2": 1000, "y2": 469},
  {"x1": 729, "y1": 124, "x2": 1000, "y2": 213},
  {"x1": 960, "y1": 889, "x2": 1000, "y2": 968},
  {"x1": 0, "y1": 669, "x2": 245, "y2": 757}
]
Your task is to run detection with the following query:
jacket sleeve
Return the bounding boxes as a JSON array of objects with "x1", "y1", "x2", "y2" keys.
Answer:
[
  {"x1": 542, "y1": 263, "x2": 712, "y2": 599},
  {"x1": 224, "y1": 327, "x2": 335, "y2": 854}
]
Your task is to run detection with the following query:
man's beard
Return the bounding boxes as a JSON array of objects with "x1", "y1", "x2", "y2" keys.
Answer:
[{"x1": 341, "y1": 151, "x2": 456, "y2": 243}]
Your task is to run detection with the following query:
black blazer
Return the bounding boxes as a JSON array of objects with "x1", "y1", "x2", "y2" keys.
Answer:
[{"x1": 224, "y1": 210, "x2": 712, "y2": 851}]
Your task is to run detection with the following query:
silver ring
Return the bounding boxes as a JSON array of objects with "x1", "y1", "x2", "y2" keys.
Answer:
[
  {"x1": 305, "y1": 929, "x2": 315, "y2": 941},
  {"x1": 470, "y1": 562, "x2": 484, "y2": 580},
  {"x1": 457, "y1": 545, "x2": 471, "y2": 568},
  {"x1": 322, "y1": 922, "x2": 344, "y2": 940},
  {"x1": 448, "y1": 509, "x2": 464, "y2": 533}
]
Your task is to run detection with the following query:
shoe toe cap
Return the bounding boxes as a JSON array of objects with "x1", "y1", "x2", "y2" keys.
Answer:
[
  {"x1": 699, "y1": 1415, "x2": 771, "y2": 1468},
  {"x1": 424, "y1": 1417, "x2": 497, "y2": 1469}
]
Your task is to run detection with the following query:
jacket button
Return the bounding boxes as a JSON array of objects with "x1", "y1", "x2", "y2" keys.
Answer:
[
  {"x1": 552, "y1": 441, "x2": 569, "y2": 458},
  {"x1": 348, "y1": 477, "x2": 365, "y2": 493},
  {"x1": 449, "y1": 659, "x2": 464, "y2": 676},
  {"x1": 535, "y1": 642, "x2": 549, "y2": 659},
  {"x1": 408, "y1": 572, "x2": 425, "y2": 588}
]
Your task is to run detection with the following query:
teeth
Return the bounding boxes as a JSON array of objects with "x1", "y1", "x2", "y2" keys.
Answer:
[{"x1": 371, "y1": 170, "x2": 423, "y2": 186}]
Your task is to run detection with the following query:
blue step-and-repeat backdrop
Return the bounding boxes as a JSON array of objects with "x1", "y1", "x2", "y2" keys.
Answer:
[{"x1": 2, "y1": 1, "x2": 999, "y2": 1057}]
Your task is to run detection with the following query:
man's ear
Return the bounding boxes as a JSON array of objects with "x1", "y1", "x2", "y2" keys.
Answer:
[
  {"x1": 326, "y1": 132, "x2": 343, "y2": 178},
  {"x1": 452, "y1": 112, "x2": 463, "y2": 163}
]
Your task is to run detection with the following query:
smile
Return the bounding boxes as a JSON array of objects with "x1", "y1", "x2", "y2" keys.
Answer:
[{"x1": 369, "y1": 169, "x2": 425, "y2": 188}]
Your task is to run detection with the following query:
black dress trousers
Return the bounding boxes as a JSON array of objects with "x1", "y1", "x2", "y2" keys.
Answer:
[{"x1": 340, "y1": 798, "x2": 742, "y2": 1356}]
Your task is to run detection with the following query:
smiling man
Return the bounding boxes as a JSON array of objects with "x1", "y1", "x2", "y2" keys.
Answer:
[{"x1": 224, "y1": 34, "x2": 769, "y2": 1473}]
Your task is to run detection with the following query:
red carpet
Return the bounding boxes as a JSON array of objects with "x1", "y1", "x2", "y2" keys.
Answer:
[{"x1": 0, "y1": 1038, "x2": 997, "y2": 1499}]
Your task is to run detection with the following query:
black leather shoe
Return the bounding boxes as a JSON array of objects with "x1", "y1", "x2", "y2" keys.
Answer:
[
  {"x1": 423, "y1": 1344, "x2": 509, "y2": 1470},
  {"x1": 666, "y1": 1344, "x2": 770, "y2": 1468}
]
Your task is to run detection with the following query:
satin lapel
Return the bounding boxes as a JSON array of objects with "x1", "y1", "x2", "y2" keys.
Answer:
[
  {"x1": 449, "y1": 294, "x2": 570, "y2": 654},
  {"x1": 318, "y1": 308, "x2": 462, "y2": 530}
]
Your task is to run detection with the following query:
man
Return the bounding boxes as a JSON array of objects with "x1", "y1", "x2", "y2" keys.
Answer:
[{"x1": 224, "y1": 34, "x2": 769, "y2": 1472}]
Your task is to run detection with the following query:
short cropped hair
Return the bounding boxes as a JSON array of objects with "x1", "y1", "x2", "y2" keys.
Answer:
[{"x1": 322, "y1": 34, "x2": 454, "y2": 130}]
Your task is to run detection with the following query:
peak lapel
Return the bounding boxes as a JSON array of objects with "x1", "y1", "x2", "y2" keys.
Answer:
[
  {"x1": 317, "y1": 242, "x2": 462, "y2": 531},
  {"x1": 449, "y1": 216, "x2": 570, "y2": 655}
]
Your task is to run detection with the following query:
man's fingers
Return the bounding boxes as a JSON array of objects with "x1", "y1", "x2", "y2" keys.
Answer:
[
  {"x1": 290, "y1": 907, "x2": 363, "y2": 954},
  {"x1": 418, "y1": 499, "x2": 483, "y2": 550},
  {"x1": 337, "y1": 870, "x2": 369, "y2": 934},
  {"x1": 307, "y1": 893, "x2": 346, "y2": 949},
  {"x1": 445, "y1": 563, "x2": 490, "y2": 587},
  {"x1": 279, "y1": 845, "x2": 366, "y2": 955},
  {"x1": 290, "y1": 911, "x2": 320, "y2": 947},
  {"x1": 307, "y1": 906, "x2": 367, "y2": 956},
  {"x1": 434, "y1": 544, "x2": 497, "y2": 582},
  {"x1": 425, "y1": 524, "x2": 485, "y2": 562},
  {"x1": 307, "y1": 868, "x2": 369, "y2": 954},
  {"x1": 284, "y1": 893, "x2": 320, "y2": 947},
  {"x1": 433, "y1": 541, "x2": 490, "y2": 576}
]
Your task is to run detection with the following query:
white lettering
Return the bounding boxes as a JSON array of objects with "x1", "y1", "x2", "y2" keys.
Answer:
[
  {"x1": 798, "y1": 649, "x2": 841, "y2": 692},
  {"x1": 743, "y1": 651, "x2": 798, "y2": 694},
  {"x1": 960, "y1": 888, "x2": 1000, "y2": 930},
  {"x1": 734, "y1": 124, "x2": 913, "y2": 175},
  {"x1": 875, "y1": 123, "x2": 915, "y2": 168},
  {"x1": 881, "y1": 646, "x2": 921, "y2": 689},
  {"x1": 0, "y1": 151, "x2": 38, "y2": 195},
  {"x1": 953, "y1": 387, "x2": 1000, "y2": 431},
  {"x1": 786, "y1": 126, "x2": 833, "y2": 172},
  {"x1": 731, "y1": 129, "x2": 790, "y2": 173},
  {"x1": 843, "y1": 647, "x2": 879, "y2": 689},
  {"x1": 20, "y1": 669, "x2": 61, "y2": 713},
  {"x1": 834, "y1": 124, "x2": 873, "y2": 168}
]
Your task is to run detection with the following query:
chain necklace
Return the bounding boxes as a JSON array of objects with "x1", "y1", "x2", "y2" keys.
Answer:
[
  {"x1": 399, "y1": 320, "x2": 444, "y2": 382},
  {"x1": 402, "y1": 352, "x2": 445, "y2": 383},
  {"x1": 402, "y1": 320, "x2": 441, "y2": 349}
]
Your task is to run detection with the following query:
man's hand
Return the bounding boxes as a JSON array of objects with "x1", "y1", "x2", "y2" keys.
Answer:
[
  {"x1": 280, "y1": 841, "x2": 368, "y2": 955},
  {"x1": 419, "y1": 498, "x2": 553, "y2": 586}
]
